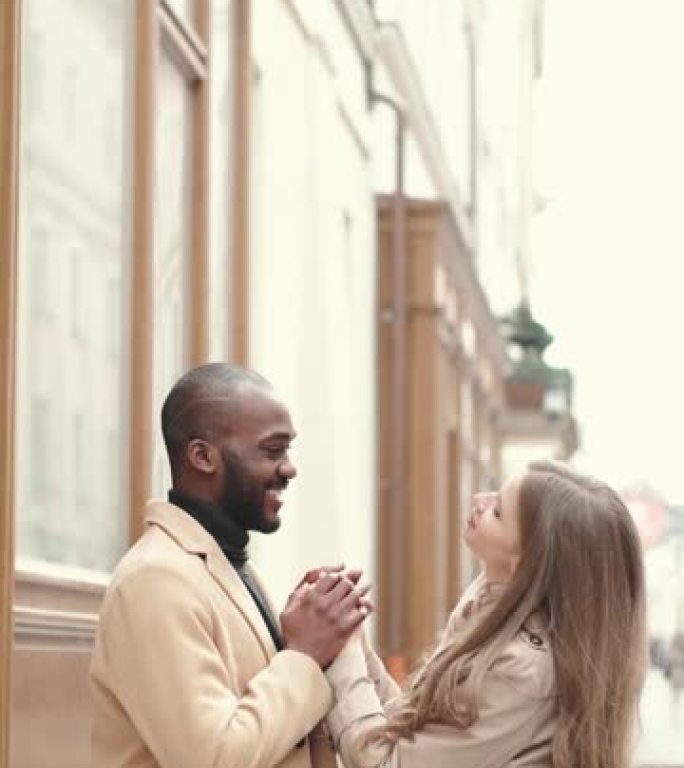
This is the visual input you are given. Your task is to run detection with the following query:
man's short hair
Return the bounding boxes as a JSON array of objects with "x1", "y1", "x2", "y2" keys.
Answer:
[{"x1": 161, "y1": 363, "x2": 271, "y2": 478}]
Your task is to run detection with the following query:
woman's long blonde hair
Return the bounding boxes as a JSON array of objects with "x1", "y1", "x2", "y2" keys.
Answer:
[{"x1": 379, "y1": 460, "x2": 646, "y2": 768}]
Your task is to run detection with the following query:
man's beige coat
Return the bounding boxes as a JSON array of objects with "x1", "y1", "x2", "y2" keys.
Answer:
[{"x1": 90, "y1": 501, "x2": 337, "y2": 768}]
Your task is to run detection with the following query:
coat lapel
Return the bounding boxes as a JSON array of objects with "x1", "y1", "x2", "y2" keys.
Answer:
[
  {"x1": 246, "y1": 562, "x2": 283, "y2": 633},
  {"x1": 204, "y1": 549, "x2": 278, "y2": 659},
  {"x1": 144, "y1": 500, "x2": 277, "y2": 661}
]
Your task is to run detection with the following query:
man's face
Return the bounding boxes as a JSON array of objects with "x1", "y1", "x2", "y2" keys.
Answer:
[{"x1": 216, "y1": 387, "x2": 297, "y2": 533}]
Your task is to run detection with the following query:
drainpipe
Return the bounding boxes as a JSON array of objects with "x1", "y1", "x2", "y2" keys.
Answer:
[{"x1": 370, "y1": 88, "x2": 408, "y2": 674}]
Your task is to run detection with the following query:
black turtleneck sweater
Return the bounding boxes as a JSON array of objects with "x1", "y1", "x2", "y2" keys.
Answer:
[{"x1": 168, "y1": 489, "x2": 284, "y2": 652}]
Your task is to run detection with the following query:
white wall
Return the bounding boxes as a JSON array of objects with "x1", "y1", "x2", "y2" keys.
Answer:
[
  {"x1": 372, "y1": 0, "x2": 533, "y2": 317},
  {"x1": 374, "y1": 0, "x2": 473, "y2": 205},
  {"x1": 248, "y1": 0, "x2": 377, "y2": 608}
]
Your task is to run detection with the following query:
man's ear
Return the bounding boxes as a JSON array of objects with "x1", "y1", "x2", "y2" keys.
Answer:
[{"x1": 186, "y1": 439, "x2": 219, "y2": 475}]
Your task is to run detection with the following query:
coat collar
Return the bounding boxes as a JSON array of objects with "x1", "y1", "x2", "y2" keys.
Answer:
[
  {"x1": 448, "y1": 572, "x2": 550, "y2": 641},
  {"x1": 144, "y1": 500, "x2": 278, "y2": 660}
]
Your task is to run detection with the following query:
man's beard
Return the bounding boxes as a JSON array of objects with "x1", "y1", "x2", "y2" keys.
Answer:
[{"x1": 218, "y1": 447, "x2": 281, "y2": 534}]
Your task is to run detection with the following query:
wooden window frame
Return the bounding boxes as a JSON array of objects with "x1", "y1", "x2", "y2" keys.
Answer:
[
  {"x1": 0, "y1": 0, "x2": 21, "y2": 761},
  {"x1": 231, "y1": 0, "x2": 250, "y2": 364}
]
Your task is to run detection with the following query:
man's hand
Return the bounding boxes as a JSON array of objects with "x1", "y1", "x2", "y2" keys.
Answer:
[
  {"x1": 295, "y1": 566, "x2": 372, "y2": 613},
  {"x1": 281, "y1": 571, "x2": 373, "y2": 669},
  {"x1": 294, "y1": 564, "x2": 361, "y2": 589}
]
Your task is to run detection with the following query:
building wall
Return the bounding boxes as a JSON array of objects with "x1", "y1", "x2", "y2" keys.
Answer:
[
  {"x1": 0, "y1": 0, "x2": 568, "y2": 764},
  {"x1": 373, "y1": 0, "x2": 473, "y2": 205},
  {"x1": 3, "y1": 3, "x2": 382, "y2": 761},
  {"x1": 372, "y1": 0, "x2": 540, "y2": 318},
  {"x1": 6, "y1": 1, "x2": 240, "y2": 765},
  {"x1": 11, "y1": 4, "x2": 131, "y2": 758},
  {"x1": 475, "y1": 0, "x2": 543, "y2": 314},
  {"x1": 247, "y1": 0, "x2": 377, "y2": 608}
]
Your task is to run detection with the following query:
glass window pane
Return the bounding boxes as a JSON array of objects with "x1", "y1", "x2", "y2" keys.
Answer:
[
  {"x1": 152, "y1": 54, "x2": 193, "y2": 495},
  {"x1": 16, "y1": 0, "x2": 130, "y2": 571}
]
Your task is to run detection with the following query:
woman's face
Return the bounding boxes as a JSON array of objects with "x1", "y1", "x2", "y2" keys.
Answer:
[{"x1": 464, "y1": 476, "x2": 522, "y2": 582}]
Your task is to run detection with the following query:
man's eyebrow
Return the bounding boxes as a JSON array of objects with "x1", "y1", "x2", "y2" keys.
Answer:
[{"x1": 259, "y1": 431, "x2": 296, "y2": 444}]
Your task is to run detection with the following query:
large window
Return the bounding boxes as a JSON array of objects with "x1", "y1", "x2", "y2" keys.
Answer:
[
  {"x1": 13, "y1": 0, "x2": 236, "y2": 573},
  {"x1": 15, "y1": 0, "x2": 130, "y2": 571}
]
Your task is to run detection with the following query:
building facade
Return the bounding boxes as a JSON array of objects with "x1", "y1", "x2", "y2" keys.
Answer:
[
  {"x1": 368, "y1": 0, "x2": 575, "y2": 673},
  {"x1": 0, "y1": 0, "x2": 575, "y2": 765},
  {"x1": 376, "y1": 196, "x2": 508, "y2": 673}
]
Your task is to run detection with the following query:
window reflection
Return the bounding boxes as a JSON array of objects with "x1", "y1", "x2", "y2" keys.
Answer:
[{"x1": 16, "y1": 0, "x2": 129, "y2": 570}]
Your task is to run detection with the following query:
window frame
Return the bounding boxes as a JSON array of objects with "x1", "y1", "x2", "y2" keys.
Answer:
[{"x1": 0, "y1": 1, "x2": 22, "y2": 762}]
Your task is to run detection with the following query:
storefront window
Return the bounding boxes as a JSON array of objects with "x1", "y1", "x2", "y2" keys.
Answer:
[{"x1": 15, "y1": 0, "x2": 130, "y2": 571}]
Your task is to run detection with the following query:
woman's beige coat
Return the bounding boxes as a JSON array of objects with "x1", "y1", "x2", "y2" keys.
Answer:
[
  {"x1": 90, "y1": 500, "x2": 337, "y2": 768},
  {"x1": 325, "y1": 577, "x2": 556, "y2": 768}
]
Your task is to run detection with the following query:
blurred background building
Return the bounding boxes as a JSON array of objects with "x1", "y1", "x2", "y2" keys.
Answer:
[{"x1": 0, "y1": 1, "x2": 577, "y2": 765}]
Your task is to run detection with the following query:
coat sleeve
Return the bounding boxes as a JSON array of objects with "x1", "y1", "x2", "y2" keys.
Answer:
[
  {"x1": 92, "y1": 565, "x2": 333, "y2": 768},
  {"x1": 326, "y1": 638, "x2": 555, "y2": 768},
  {"x1": 360, "y1": 630, "x2": 402, "y2": 705}
]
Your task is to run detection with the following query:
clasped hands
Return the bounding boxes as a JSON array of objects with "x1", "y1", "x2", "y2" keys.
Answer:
[{"x1": 280, "y1": 564, "x2": 373, "y2": 669}]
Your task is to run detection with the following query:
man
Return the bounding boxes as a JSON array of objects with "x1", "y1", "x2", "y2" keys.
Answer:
[{"x1": 91, "y1": 363, "x2": 371, "y2": 768}]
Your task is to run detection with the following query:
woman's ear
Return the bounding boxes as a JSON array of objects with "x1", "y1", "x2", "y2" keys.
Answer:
[{"x1": 186, "y1": 439, "x2": 219, "y2": 475}]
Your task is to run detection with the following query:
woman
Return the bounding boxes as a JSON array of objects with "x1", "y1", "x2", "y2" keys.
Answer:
[{"x1": 325, "y1": 461, "x2": 646, "y2": 768}]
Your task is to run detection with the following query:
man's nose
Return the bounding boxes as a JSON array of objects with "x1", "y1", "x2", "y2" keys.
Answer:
[{"x1": 279, "y1": 458, "x2": 297, "y2": 480}]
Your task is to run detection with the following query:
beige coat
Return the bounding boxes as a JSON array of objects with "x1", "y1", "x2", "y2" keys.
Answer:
[
  {"x1": 90, "y1": 500, "x2": 337, "y2": 768},
  {"x1": 325, "y1": 577, "x2": 556, "y2": 768}
]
